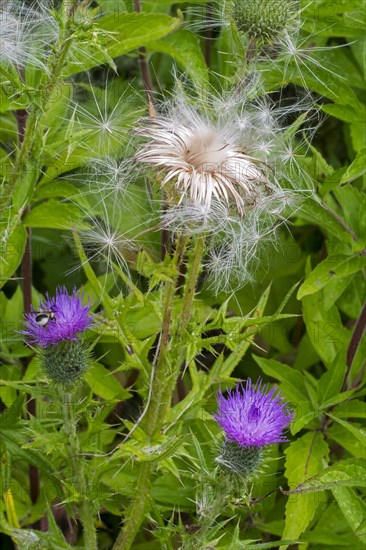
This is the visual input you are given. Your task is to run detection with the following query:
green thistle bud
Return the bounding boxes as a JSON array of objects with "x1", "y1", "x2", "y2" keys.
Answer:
[
  {"x1": 42, "y1": 340, "x2": 88, "y2": 385},
  {"x1": 232, "y1": 0, "x2": 299, "y2": 42},
  {"x1": 216, "y1": 440, "x2": 263, "y2": 480}
]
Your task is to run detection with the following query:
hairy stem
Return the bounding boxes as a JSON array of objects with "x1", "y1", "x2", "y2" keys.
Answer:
[
  {"x1": 159, "y1": 237, "x2": 205, "y2": 416},
  {"x1": 62, "y1": 392, "x2": 97, "y2": 550},
  {"x1": 112, "y1": 236, "x2": 188, "y2": 550},
  {"x1": 246, "y1": 37, "x2": 257, "y2": 63},
  {"x1": 112, "y1": 462, "x2": 151, "y2": 550},
  {"x1": 179, "y1": 237, "x2": 205, "y2": 334}
]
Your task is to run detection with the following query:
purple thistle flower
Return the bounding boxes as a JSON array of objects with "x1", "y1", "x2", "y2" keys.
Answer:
[
  {"x1": 215, "y1": 379, "x2": 293, "y2": 448},
  {"x1": 22, "y1": 286, "x2": 94, "y2": 347}
]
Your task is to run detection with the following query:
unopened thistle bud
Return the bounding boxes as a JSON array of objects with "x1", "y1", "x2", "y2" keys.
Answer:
[
  {"x1": 214, "y1": 379, "x2": 293, "y2": 480},
  {"x1": 232, "y1": 0, "x2": 299, "y2": 42},
  {"x1": 22, "y1": 286, "x2": 95, "y2": 385}
]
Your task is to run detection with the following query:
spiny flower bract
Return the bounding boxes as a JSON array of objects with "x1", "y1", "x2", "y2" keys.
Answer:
[
  {"x1": 232, "y1": 0, "x2": 300, "y2": 42},
  {"x1": 23, "y1": 286, "x2": 94, "y2": 347},
  {"x1": 215, "y1": 379, "x2": 293, "y2": 448}
]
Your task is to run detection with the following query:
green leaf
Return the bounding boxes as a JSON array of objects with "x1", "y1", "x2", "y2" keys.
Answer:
[
  {"x1": 333, "y1": 185, "x2": 366, "y2": 243},
  {"x1": 33, "y1": 181, "x2": 81, "y2": 201},
  {"x1": 284, "y1": 459, "x2": 366, "y2": 493},
  {"x1": 291, "y1": 400, "x2": 317, "y2": 435},
  {"x1": 298, "y1": 255, "x2": 366, "y2": 299},
  {"x1": 302, "y1": 258, "x2": 350, "y2": 367},
  {"x1": 253, "y1": 356, "x2": 309, "y2": 404},
  {"x1": 340, "y1": 150, "x2": 366, "y2": 185},
  {"x1": 116, "y1": 435, "x2": 186, "y2": 463},
  {"x1": 147, "y1": 29, "x2": 208, "y2": 92},
  {"x1": 65, "y1": 13, "x2": 181, "y2": 76},
  {"x1": 333, "y1": 400, "x2": 366, "y2": 419},
  {"x1": 282, "y1": 432, "x2": 329, "y2": 543},
  {"x1": 84, "y1": 362, "x2": 131, "y2": 400},
  {"x1": 322, "y1": 103, "x2": 366, "y2": 124},
  {"x1": 0, "y1": 397, "x2": 54, "y2": 472},
  {"x1": 328, "y1": 423, "x2": 366, "y2": 458},
  {"x1": 299, "y1": 199, "x2": 354, "y2": 245},
  {"x1": 0, "y1": 225, "x2": 27, "y2": 289},
  {"x1": 317, "y1": 351, "x2": 347, "y2": 406},
  {"x1": 23, "y1": 200, "x2": 85, "y2": 229},
  {"x1": 327, "y1": 413, "x2": 366, "y2": 446},
  {"x1": 337, "y1": 272, "x2": 365, "y2": 318},
  {"x1": 332, "y1": 487, "x2": 366, "y2": 544}
]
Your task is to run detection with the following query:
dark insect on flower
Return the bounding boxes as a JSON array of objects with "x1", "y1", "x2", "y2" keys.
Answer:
[
  {"x1": 22, "y1": 286, "x2": 95, "y2": 347},
  {"x1": 35, "y1": 310, "x2": 55, "y2": 327}
]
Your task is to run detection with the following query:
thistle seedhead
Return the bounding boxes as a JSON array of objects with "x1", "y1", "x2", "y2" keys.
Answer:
[{"x1": 232, "y1": 0, "x2": 300, "y2": 42}]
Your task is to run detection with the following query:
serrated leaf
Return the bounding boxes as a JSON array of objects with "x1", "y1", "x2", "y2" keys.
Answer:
[
  {"x1": 328, "y1": 423, "x2": 366, "y2": 458},
  {"x1": 302, "y1": 258, "x2": 350, "y2": 367},
  {"x1": 65, "y1": 13, "x2": 181, "y2": 76},
  {"x1": 299, "y1": 199, "x2": 354, "y2": 244},
  {"x1": 334, "y1": 185, "x2": 366, "y2": 242},
  {"x1": 282, "y1": 432, "x2": 329, "y2": 544},
  {"x1": 284, "y1": 459, "x2": 366, "y2": 493},
  {"x1": 340, "y1": 150, "x2": 366, "y2": 185},
  {"x1": 33, "y1": 181, "x2": 81, "y2": 201},
  {"x1": 327, "y1": 413, "x2": 366, "y2": 446},
  {"x1": 317, "y1": 352, "x2": 346, "y2": 405},
  {"x1": 333, "y1": 400, "x2": 366, "y2": 419},
  {"x1": 117, "y1": 435, "x2": 186, "y2": 463}
]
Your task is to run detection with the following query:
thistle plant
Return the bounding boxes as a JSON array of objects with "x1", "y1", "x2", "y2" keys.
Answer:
[
  {"x1": 215, "y1": 380, "x2": 293, "y2": 478},
  {"x1": 22, "y1": 286, "x2": 94, "y2": 384},
  {"x1": 183, "y1": 380, "x2": 293, "y2": 549},
  {"x1": 1, "y1": 0, "x2": 364, "y2": 549},
  {"x1": 22, "y1": 286, "x2": 98, "y2": 548}
]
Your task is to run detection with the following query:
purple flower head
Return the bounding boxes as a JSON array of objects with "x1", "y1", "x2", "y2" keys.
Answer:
[
  {"x1": 22, "y1": 286, "x2": 94, "y2": 347},
  {"x1": 214, "y1": 379, "x2": 293, "y2": 448}
]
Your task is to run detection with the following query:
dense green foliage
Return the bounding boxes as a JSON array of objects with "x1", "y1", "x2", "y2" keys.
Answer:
[{"x1": 0, "y1": 0, "x2": 365, "y2": 549}]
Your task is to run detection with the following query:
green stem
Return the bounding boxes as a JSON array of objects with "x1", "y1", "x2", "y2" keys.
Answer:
[
  {"x1": 0, "y1": 0, "x2": 76, "y2": 215},
  {"x1": 112, "y1": 236, "x2": 188, "y2": 550},
  {"x1": 112, "y1": 462, "x2": 151, "y2": 550},
  {"x1": 62, "y1": 391, "x2": 97, "y2": 550},
  {"x1": 179, "y1": 236, "x2": 205, "y2": 334},
  {"x1": 157, "y1": 236, "x2": 205, "y2": 420},
  {"x1": 154, "y1": 235, "x2": 204, "y2": 415}
]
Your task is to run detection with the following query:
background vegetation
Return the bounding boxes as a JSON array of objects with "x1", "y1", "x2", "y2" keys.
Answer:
[{"x1": 0, "y1": 0, "x2": 365, "y2": 549}]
